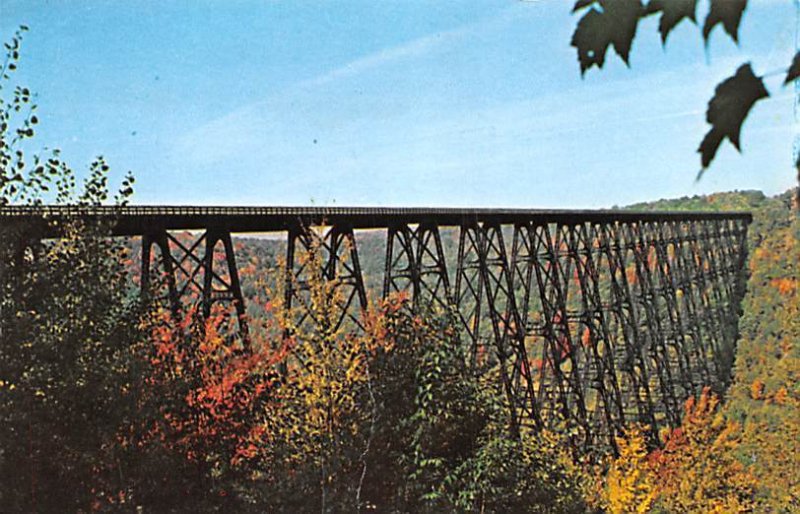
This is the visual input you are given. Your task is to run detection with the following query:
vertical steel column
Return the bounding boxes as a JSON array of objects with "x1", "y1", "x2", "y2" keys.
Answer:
[
  {"x1": 478, "y1": 221, "x2": 533, "y2": 435},
  {"x1": 528, "y1": 224, "x2": 566, "y2": 422},
  {"x1": 687, "y1": 221, "x2": 723, "y2": 384},
  {"x1": 284, "y1": 222, "x2": 367, "y2": 333},
  {"x1": 202, "y1": 228, "x2": 249, "y2": 340},
  {"x1": 415, "y1": 223, "x2": 452, "y2": 310},
  {"x1": 383, "y1": 223, "x2": 451, "y2": 311},
  {"x1": 531, "y1": 223, "x2": 590, "y2": 450},
  {"x1": 509, "y1": 222, "x2": 544, "y2": 429},
  {"x1": 510, "y1": 223, "x2": 536, "y2": 331},
  {"x1": 140, "y1": 230, "x2": 179, "y2": 317},
  {"x1": 732, "y1": 219, "x2": 750, "y2": 303},
  {"x1": 284, "y1": 223, "x2": 322, "y2": 332},
  {"x1": 284, "y1": 223, "x2": 297, "y2": 323},
  {"x1": 652, "y1": 221, "x2": 696, "y2": 398},
  {"x1": 710, "y1": 220, "x2": 738, "y2": 329},
  {"x1": 455, "y1": 221, "x2": 486, "y2": 365},
  {"x1": 335, "y1": 225, "x2": 369, "y2": 327},
  {"x1": 696, "y1": 220, "x2": 733, "y2": 381},
  {"x1": 574, "y1": 222, "x2": 626, "y2": 451},
  {"x1": 668, "y1": 220, "x2": 713, "y2": 387},
  {"x1": 383, "y1": 224, "x2": 418, "y2": 301}
]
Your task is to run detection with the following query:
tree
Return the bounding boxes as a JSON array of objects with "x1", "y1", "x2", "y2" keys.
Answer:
[
  {"x1": 600, "y1": 388, "x2": 757, "y2": 513},
  {"x1": 119, "y1": 304, "x2": 283, "y2": 511},
  {"x1": 0, "y1": 27, "x2": 142, "y2": 511},
  {"x1": 570, "y1": 0, "x2": 800, "y2": 195},
  {"x1": 648, "y1": 388, "x2": 757, "y2": 513},
  {"x1": 604, "y1": 425, "x2": 657, "y2": 514},
  {"x1": 722, "y1": 190, "x2": 800, "y2": 510}
]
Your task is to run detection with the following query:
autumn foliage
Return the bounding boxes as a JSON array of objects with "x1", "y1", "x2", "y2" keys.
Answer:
[
  {"x1": 4, "y1": 189, "x2": 797, "y2": 512},
  {"x1": 617, "y1": 190, "x2": 798, "y2": 512},
  {"x1": 603, "y1": 388, "x2": 756, "y2": 513},
  {"x1": 604, "y1": 425, "x2": 657, "y2": 514}
]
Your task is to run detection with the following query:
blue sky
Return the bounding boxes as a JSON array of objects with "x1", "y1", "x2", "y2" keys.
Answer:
[{"x1": 1, "y1": 0, "x2": 796, "y2": 207}]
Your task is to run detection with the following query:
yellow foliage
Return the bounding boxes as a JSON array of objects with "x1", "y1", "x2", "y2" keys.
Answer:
[
  {"x1": 724, "y1": 212, "x2": 800, "y2": 510},
  {"x1": 650, "y1": 389, "x2": 757, "y2": 513},
  {"x1": 261, "y1": 234, "x2": 395, "y2": 471},
  {"x1": 604, "y1": 425, "x2": 657, "y2": 514},
  {"x1": 601, "y1": 389, "x2": 758, "y2": 513}
]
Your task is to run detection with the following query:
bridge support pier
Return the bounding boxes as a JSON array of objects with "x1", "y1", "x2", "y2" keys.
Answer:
[
  {"x1": 383, "y1": 222, "x2": 452, "y2": 311},
  {"x1": 140, "y1": 228, "x2": 249, "y2": 340},
  {"x1": 284, "y1": 223, "x2": 368, "y2": 334}
]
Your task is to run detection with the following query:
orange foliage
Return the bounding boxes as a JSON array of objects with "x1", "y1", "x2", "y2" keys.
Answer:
[
  {"x1": 772, "y1": 387, "x2": 789, "y2": 406},
  {"x1": 647, "y1": 388, "x2": 756, "y2": 513},
  {"x1": 135, "y1": 305, "x2": 288, "y2": 469},
  {"x1": 771, "y1": 277, "x2": 797, "y2": 296},
  {"x1": 625, "y1": 265, "x2": 637, "y2": 286},
  {"x1": 750, "y1": 379, "x2": 764, "y2": 400},
  {"x1": 581, "y1": 327, "x2": 591, "y2": 348},
  {"x1": 604, "y1": 389, "x2": 756, "y2": 513}
]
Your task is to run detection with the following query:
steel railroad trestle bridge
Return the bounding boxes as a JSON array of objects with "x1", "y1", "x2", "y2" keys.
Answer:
[{"x1": 0, "y1": 206, "x2": 752, "y2": 453}]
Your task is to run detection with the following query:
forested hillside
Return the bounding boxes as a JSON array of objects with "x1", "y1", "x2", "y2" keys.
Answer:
[{"x1": 628, "y1": 189, "x2": 799, "y2": 511}]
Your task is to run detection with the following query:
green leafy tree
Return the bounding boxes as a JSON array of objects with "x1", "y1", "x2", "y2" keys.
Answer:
[
  {"x1": 354, "y1": 304, "x2": 588, "y2": 513},
  {"x1": 0, "y1": 27, "x2": 140, "y2": 512}
]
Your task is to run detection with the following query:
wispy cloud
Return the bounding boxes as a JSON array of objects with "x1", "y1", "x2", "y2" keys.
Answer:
[
  {"x1": 299, "y1": 31, "x2": 459, "y2": 90},
  {"x1": 167, "y1": 6, "x2": 793, "y2": 207},
  {"x1": 296, "y1": 5, "x2": 522, "y2": 90},
  {"x1": 173, "y1": 6, "x2": 524, "y2": 164}
]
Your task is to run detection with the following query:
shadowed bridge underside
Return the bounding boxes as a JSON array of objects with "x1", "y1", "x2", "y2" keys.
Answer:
[{"x1": 1, "y1": 206, "x2": 751, "y2": 453}]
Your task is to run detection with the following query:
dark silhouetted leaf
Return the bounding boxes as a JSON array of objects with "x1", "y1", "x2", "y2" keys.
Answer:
[
  {"x1": 703, "y1": 0, "x2": 747, "y2": 43},
  {"x1": 644, "y1": 0, "x2": 697, "y2": 44},
  {"x1": 784, "y1": 51, "x2": 800, "y2": 85},
  {"x1": 573, "y1": 0, "x2": 596, "y2": 12},
  {"x1": 571, "y1": 0, "x2": 644, "y2": 75},
  {"x1": 698, "y1": 63, "x2": 768, "y2": 174},
  {"x1": 571, "y1": 9, "x2": 612, "y2": 73}
]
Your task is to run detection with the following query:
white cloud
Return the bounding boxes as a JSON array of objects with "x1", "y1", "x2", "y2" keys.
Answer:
[{"x1": 299, "y1": 31, "x2": 459, "y2": 90}]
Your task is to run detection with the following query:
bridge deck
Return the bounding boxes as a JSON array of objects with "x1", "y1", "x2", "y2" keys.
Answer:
[{"x1": 0, "y1": 205, "x2": 753, "y2": 236}]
